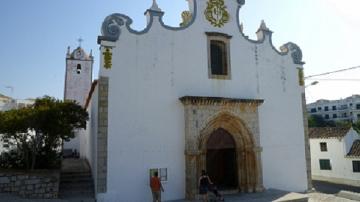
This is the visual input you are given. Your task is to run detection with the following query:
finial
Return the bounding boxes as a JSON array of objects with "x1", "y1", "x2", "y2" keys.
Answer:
[
  {"x1": 77, "y1": 37, "x2": 83, "y2": 47},
  {"x1": 150, "y1": 0, "x2": 161, "y2": 11},
  {"x1": 259, "y1": 20, "x2": 269, "y2": 31},
  {"x1": 90, "y1": 49, "x2": 93, "y2": 57},
  {"x1": 240, "y1": 23, "x2": 244, "y2": 32},
  {"x1": 67, "y1": 46, "x2": 71, "y2": 55}
]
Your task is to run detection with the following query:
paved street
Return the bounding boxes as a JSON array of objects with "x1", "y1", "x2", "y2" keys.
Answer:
[
  {"x1": 0, "y1": 182, "x2": 359, "y2": 202},
  {"x1": 312, "y1": 180, "x2": 360, "y2": 194},
  {"x1": 171, "y1": 189, "x2": 292, "y2": 202}
]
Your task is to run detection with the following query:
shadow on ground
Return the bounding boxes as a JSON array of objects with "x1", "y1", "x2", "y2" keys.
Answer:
[{"x1": 312, "y1": 180, "x2": 360, "y2": 194}]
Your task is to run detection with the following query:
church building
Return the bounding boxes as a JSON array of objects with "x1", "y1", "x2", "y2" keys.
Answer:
[
  {"x1": 64, "y1": 45, "x2": 93, "y2": 152},
  {"x1": 80, "y1": 0, "x2": 311, "y2": 201}
]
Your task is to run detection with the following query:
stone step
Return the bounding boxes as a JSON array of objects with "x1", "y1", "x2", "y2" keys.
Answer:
[
  {"x1": 61, "y1": 172, "x2": 92, "y2": 177},
  {"x1": 60, "y1": 197, "x2": 96, "y2": 202},
  {"x1": 59, "y1": 189, "x2": 94, "y2": 194},
  {"x1": 60, "y1": 177, "x2": 93, "y2": 183},
  {"x1": 59, "y1": 194, "x2": 95, "y2": 201},
  {"x1": 64, "y1": 198, "x2": 95, "y2": 202},
  {"x1": 59, "y1": 183, "x2": 94, "y2": 191},
  {"x1": 59, "y1": 190, "x2": 94, "y2": 197}
]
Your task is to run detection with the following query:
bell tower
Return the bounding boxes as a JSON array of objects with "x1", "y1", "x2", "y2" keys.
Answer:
[
  {"x1": 64, "y1": 43, "x2": 93, "y2": 106},
  {"x1": 64, "y1": 42, "x2": 93, "y2": 153}
]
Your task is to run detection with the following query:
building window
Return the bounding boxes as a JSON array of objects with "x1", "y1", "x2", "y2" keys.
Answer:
[
  {"x1": 206, "y1": 32, "x2": 232, "y2": 79},
  {"x1": 343, "y1": 113, "x2": 347, "y2": 117},
  {"x1": 332, "y1": 106, "x2": 337, "y2": 110},
  {"x1": 318, "y1": 107, "x2": 322, "y2": 111},
  {"x1": 320, "y1": 142, "x2": 327, "y2": 151},
  {"x1": 319, "y1": 159, "x2": 331, "y2": 170},
  {"x1": 333, "y1": 114, "x2": 337, "y2": 118},
  {"x1": 149, "y1": 168, "x2": 168, "y2": 181},
  {"x1": 357, "y1": 104, "x2": 360, "y2": 110},
  {"x1": 310, "y1": 108, "x2": 317, "y2": 113},
  {"x1": 324, "y1": 114, "x2": 329, "y2": 119},
  {"x1": 353, "y1": 161, "x2": 360, "y2": 173},
  {"x1": 77, "y1": 64, "x2": 82, "y2": 74},
  {"x1": 324, "y1": 106, "x2": 329, "y2": 111},
  {"x1": 357, "y1": 114, "x2": 360, "y2": 119}
]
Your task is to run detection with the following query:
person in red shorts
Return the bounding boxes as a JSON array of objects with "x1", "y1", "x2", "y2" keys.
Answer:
[{"x1": 150, "y1": 172, "x2": 164, "y2": 202}]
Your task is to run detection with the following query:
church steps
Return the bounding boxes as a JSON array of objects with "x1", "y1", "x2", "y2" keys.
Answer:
[{"x1": 59, "y1": 159, "x2": 95, "y2": 200}]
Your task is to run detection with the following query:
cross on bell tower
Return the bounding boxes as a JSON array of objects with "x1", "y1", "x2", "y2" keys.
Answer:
[{"x1": 77, "y1": 37, "x2": 83, "y2": 47}]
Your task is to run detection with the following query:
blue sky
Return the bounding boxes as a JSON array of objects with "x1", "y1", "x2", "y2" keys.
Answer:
[{"x1": 1, "y1": 0, "x2": 359, "y2": 103}]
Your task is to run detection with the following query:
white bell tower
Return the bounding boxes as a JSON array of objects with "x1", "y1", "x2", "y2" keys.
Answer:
[{"x1": 64, "y1": 40, "x2": 93, "y2": 153}]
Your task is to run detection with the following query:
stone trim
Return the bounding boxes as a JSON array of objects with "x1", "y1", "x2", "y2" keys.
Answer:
[
  {"x1": 205, "y1": 32, "x2": 232, "y2": 39},
  {"x1": 206, "y1": 34, "x2": 232, "y2": 80},
  {"x1": 301, "y1": 92, "x2": 313, "y2": 190},
  {"x1": 180, "y1": 98, "x2": 264, "y2": 199},
  {"x1": 179, "y1": 96, "x2": 264, "y2": 106},
  {"x1": 97, "y1": 76, "x2": 109, "y2": 193}
]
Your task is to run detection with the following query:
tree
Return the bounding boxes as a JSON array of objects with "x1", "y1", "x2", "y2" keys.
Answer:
[
  {"x1": 352, "y1": 121, "x2": 360, "y2": 134},
  {"x1": 308, "y1": 115, "x2": 335, "y2": 127},
  {"x1": 0, "y1": 96, "x2": 88, "y2": 170}
]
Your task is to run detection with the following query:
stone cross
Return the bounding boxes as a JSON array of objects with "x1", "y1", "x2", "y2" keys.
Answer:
[{"x1": 77, "y1": 37, "x2": 83, "y2": 47}]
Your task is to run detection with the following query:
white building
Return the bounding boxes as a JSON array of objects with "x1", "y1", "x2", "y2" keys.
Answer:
[
  {"x1": 0, "y1": 94, "x2": 35, "y2": 153},
  {"x1": 80, "y1": 0, "x2": 311, "y2": 201},
  {"x1": 309, "y1": 127, "x2": 360, "y2": 187},
  {"x1": 63, "y1": 46, "x2": 93, "y2": 152},
  {"x1": 0, "y1": 93, "x2": 13, "y2": 111},
  {"x1": 307, "y1": 95, "x2": 360, "y2": 123}
]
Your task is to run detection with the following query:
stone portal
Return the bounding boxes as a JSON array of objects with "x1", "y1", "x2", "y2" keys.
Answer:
[{"x1": 180, "y1": 96, "x2": 265, "y2": 199}]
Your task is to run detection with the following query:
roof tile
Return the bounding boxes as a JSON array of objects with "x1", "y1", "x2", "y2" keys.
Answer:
[
  {"x1": 308, "y1": 127, "x2": 350, "y2": 139},
  {"x1": 347, "y1": 140, "x2": 360, "y2": 157}
]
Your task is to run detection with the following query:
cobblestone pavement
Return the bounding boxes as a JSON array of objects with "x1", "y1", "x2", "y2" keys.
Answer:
[{"x1": 312, "y1": 180, "x2": 360, "y2": 194}]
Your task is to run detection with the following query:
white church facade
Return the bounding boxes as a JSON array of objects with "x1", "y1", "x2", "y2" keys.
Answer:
[{"x1": 79, "y1": 0, "x2": 311, "y2": 201}]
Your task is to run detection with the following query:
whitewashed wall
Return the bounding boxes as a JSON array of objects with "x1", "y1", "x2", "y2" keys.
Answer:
[
  {"x1": 97, "y1": 0, "x2": 308, "y2": 201},
  {"x1": 310, "y1": 132, "x2": 360, "y2": 186},
  {"x1": 80, "y1": 85, "x2": 98, "y2": 191}
]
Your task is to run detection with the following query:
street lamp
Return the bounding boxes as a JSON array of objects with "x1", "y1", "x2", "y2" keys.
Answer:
[{"x1": 305, "y1": 81, "x2": 319, "y2": 88}]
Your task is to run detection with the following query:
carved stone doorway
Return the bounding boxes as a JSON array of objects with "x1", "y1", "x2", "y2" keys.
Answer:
[
  {"x1": 179, "y1": 96, "x2": 264, "y2": 199},
  {"x1": 206, "y1": 128, "x2": 238, "y2": 189}
]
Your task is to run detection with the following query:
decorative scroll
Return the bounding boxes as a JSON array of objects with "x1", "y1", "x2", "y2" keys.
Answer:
[
  {"x1": 280, "y1": 42, "x2": 304, "y2": 65},
  {"x1": 204, "y1": 0, "x2": 230, "y2": 28},
  {"x1": 101, "y1": 14, "x2": 132, "y2": 41}
]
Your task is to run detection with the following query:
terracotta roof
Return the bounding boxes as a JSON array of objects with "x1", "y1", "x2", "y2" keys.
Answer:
[
  {"x1": 308, "y1": 127, "x2": 350, "y2": 139},
  {"x1": 347, "y1": 140, "x2": 360, "y2": 157},
  {"x1": 85, "y1": 80, "x2": 98, "y2": 109}
]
